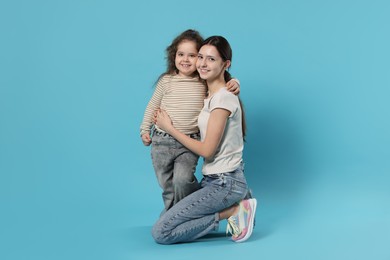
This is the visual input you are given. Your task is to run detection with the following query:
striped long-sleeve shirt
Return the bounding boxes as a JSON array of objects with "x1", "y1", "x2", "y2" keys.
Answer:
[{"x1": 140, "y1": 74, "x2": 207, "y2": 136}]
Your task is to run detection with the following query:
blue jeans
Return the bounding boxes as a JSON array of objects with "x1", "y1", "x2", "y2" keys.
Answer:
[
  {"x1": 152, "y1": 163, "x2": 248, "y2": 244},
  {"x1": 151, "y1": 130, "x2": 200, "y2": 212}
]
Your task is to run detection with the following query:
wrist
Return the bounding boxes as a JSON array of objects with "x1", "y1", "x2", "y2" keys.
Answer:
[
  {"x1": 140, "y1": 130, "x2": 150, "y2": 137},
  {"x1": 165, "y1": 126, "x2": 175, "y2": 136}
]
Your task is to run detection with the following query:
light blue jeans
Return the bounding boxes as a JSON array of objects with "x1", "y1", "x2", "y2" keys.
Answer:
[
  {"x1": 151, "y1": 130, "x2": 200, "y2": 212},
  {"x1": 152, "y1": 163, "x2": 248, "y2": 244}
]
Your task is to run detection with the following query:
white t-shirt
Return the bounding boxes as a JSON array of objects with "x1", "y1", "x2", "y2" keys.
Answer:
[{"x1": 198, "y1": 87, "x2": 244, "y2": 175}]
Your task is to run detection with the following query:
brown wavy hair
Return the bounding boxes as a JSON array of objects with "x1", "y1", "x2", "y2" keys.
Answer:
[{"x1": 160, "y1": 29, "x2": 204, "y2": 78}]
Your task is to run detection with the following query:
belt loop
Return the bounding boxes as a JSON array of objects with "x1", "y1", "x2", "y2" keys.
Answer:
[{"x1": 221, "y1": 173, "x2": 226, "y2": 185}]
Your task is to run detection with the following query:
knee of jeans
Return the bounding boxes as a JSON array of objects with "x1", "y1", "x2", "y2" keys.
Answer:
[
  {"x1": 173, "y1": 175, "x2": 197, "y2": 187},
  {"x1": 172, "y1": 171, "x2": 198, "y2": 185},
  {"x1": 151, "y1": 224, "x2": 172, "y2": 245}
]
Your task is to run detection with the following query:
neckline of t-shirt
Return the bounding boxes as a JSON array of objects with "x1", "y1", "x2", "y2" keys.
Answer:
[{"x1": 206, "y1": 86, "x2": 227, "y2": 100}]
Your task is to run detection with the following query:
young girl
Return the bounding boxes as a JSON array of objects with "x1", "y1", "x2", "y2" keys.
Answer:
[
  {"x1": 152, "y1": 36, "x2": 256, "y2": 244},
  {"x1": 140, "y1": 30, "x2": 240, "y2": 213}
]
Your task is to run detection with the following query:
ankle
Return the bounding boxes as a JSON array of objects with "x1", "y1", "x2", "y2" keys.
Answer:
[
  {"x1": 230, "y1": 204, "x2": 240, "y2": 217},
  {"x1": 219, "y1": 203, "x2": 239, "y2": 220}
]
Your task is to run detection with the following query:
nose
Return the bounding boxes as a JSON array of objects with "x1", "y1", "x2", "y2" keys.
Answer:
[{"x1": 199, "y1": 58, "x2": 207, "y2": 67}]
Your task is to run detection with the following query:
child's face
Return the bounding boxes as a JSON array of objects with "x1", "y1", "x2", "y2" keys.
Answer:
[
  {"x1": 175, "y1": 40, "x2": 198, "y2": 77},
  {"x1": 197, "y1": 44, "x2": 229, "y2": 82}
]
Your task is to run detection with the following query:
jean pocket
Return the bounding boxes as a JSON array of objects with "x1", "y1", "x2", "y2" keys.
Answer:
[
  {"x1": 228, "y1": 180, "x2": 247, "y2": 202},
  {"x1": 232, "y1": 179, "x2": 247, "y2": 190}
]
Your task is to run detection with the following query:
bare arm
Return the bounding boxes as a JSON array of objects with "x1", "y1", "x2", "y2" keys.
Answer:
[{"x1": 156, "y1": 108, "x2": 231, "y2": 159}]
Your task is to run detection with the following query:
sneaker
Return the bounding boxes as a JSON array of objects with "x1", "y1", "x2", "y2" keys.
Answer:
[
  {"x1": 226, "y1": 198, "x2": 257, "y2": 242},
  {"x1": 243, "y1": 189, "x2": 256, "y2": 228}
]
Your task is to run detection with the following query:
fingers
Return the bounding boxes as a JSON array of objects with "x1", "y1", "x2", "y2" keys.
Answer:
[
  {"x1": 229, "y1": 86, "x2": 240, "y2": 95},
  {"x1": 156, "y1": 109, "x2": 168, "y2": 119},
  {"x1": 153, "y1": 108, "x2": 162, "y2": 123},
  {"x1": 226, "y1": 81, "x2": 240, "y2": 95},
  {"x1": 226, "y1": 81, "x2": 234, "y2": 90},
  {"x1": 144, "y1": 135, "x2": 151, "y2": 142},
  {"x1": 229, "y1": 83, "x2": 240, "y2": 95},
  {"x1": 153, "y1": 114, "x2": 157, "y2": 123},
  {"x1": 155, "y1": 110, "x2": 172, "y2": 133},
  {"x1": 141, "y1": 133, "x2": 151, "y2": 145},
  {"x1": 229, "y1": 85, "x2": 238, "y2": 91},
  {"x1": 160, "y1": 109, "x2": 168, "y2": 117},
  {"x1": 153, "y1": 109, "x2": 160, "y2": 116},
  {"x1": 142, "y1": 140, "x2": 151, "y2": 146}
]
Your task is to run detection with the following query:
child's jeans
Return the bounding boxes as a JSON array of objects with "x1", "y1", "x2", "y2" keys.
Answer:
[{"x1": 151, "y1": 130, "x2": 200, "y2": 212}]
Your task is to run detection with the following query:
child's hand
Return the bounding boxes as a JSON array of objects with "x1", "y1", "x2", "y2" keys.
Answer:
[
  {"x1": 152, "y1": 108, "x2": 161, "y2": 124},
  {"x1": 155, "y1": 110, "x2": 173, "y2": 133},
  {"x1": 226, "y1": 78, "x2": 240, "y2": 95},
  {"x1": 141, "y1": 132, "x2": 152, "y2": 146}
]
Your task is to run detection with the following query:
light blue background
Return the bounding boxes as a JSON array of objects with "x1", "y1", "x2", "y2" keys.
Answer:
[{"x1": 1, "y1": 0, "x2": 389, "y2": 259}]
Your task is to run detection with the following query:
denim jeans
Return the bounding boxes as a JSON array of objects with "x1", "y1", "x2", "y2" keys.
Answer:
[
  {"x1": 152, "y1": 163, "x2": 248, "y2": 244},
  {"x1": 151, "y1": 130, "x2": 200, "y2": 212}
]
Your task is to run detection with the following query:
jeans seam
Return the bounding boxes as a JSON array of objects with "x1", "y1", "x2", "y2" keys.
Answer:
[{"x1": 163, "y1": 185, "x2": 221, "y2": 230}]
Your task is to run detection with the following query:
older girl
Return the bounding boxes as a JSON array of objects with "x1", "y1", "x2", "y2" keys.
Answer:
[{"x1": 152, "y1": 36, "x2": 256, "y2": 244}]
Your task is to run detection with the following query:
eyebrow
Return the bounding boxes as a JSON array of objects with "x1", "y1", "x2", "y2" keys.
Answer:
[
  {"x1": 202, "y1": 55, "x2": 216, "y2": 59},
  {"x1": 178, "y1": 51, "x2": 197, "y2": 55}
]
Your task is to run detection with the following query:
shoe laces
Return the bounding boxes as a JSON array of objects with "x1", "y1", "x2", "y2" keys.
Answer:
[{"x1": 226, "y1": 215, "x2": 242, "y2": 237}]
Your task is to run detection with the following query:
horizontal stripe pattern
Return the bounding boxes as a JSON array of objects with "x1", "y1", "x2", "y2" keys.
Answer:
[{"x1": 140, "y1": 74, "x2": 207, "y2": 135}]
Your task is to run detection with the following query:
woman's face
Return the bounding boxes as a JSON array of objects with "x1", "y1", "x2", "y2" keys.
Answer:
[
  {"x1": 196, "y1": 44, "x2": 229, "y2": 81},
  {"x1": 175, "y1": 40, "x2": 198, "y2": 77}
]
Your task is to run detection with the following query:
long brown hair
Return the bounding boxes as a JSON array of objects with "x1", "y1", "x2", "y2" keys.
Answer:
[
  {"x1": 201, "y1": 36, "x2": 247, "y2": 141},
  {"x1": 159, "y1": 29, "x2": 203, "y2": 79}
]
